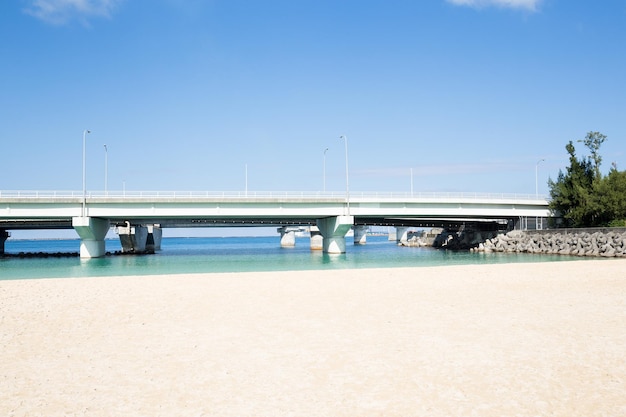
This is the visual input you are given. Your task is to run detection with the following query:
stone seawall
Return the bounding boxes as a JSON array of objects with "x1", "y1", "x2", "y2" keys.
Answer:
[{"x1": 473, "y1": 228, "x2": 626, "y2": 258}]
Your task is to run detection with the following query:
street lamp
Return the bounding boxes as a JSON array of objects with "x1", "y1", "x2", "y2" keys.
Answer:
[
  {"x1": 82, "y1": 129, "x2": 91, "y2": 217},
  {"x1": 535, "y1": 158, "x2": 545, "y2": 198},
  {"x1": 323, "y1": 147, "x2": 329, "y2": 192},
  {"x1": 104, "y1": 144, "x2": 108, "y2": 196},
  {"x1": 339, "y1": 135, "x2": 350, "y2": 214}
]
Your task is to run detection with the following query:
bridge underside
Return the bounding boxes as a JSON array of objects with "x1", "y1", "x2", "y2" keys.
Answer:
[
  {"x1": 0, "y1": 216, "x2": 515, "y2": 231},
  {"x1": 0, "y1": 219, "x2": 73, "y2": 229},
  {"x1": 354, "y1": 217, "x2": 511, "y2": 231}
]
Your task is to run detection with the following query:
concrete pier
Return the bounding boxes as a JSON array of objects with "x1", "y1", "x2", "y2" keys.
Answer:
[
  {"x1": 309, "y1": 226, "x2": 323, "y2": 251},
  {"x1": 146, "y1": 225, "x2": 162, "y2": 252},
  {"x1": 116, "y1": 222, "x2": 149, "y2": 253},
  {"x1": 0, "y1": 229, "x2": 9, "y2": 254},
  {"x1": 277, "y1": 226, "x2": 297, "y2": 248},
  {"x1": 72, "y1": 217, "x2": 110, "y2": 258},
  {"x1": 395, "y1": 226, "x2": 410, "y2": 244},
  {"x1": 353, "y1": 226, "x2": 368, "y2": 245},
  {"x1": 316, "y1": 215, "x2": 354, "y2": 254}
]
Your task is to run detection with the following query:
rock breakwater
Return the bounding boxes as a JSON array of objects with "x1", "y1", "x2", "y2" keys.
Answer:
[
  {"x1": 473, "y1": 229, "x2": 626, "y2": 257},
  {"x1": 401, "y1": 228, "x2": 501, "y2": 250}
]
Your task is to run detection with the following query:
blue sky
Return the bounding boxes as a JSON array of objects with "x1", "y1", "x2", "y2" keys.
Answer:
[{"x1": 2, "y1": 0, "x2": 625, "y2": 198}]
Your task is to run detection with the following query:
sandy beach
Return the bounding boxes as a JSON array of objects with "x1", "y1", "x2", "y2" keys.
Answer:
[{"x1": 1, "y1": 259, "x2": 626, "y2": 416}]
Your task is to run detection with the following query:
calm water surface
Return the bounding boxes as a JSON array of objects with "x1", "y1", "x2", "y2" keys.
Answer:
[{"x1": 1, "y1": 235, "x2": 582, "y2": 280}]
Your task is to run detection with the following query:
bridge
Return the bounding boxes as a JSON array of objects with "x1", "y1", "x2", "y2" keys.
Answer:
[{"x1": 0, "y1": 190, "x2": 550, "y2": 258}]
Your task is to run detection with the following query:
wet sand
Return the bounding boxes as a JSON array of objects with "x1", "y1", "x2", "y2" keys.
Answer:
[{"x1": 2, "y1": 259, "x2": 626, "y2": 416}]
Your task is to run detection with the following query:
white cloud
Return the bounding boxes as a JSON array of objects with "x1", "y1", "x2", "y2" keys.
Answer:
[
  {"x1": 24, "y1": 0, "x2": 123, "y2": 25},
  {"x1": 446, "y1": 0, "x2": 542, "y2": 12}
]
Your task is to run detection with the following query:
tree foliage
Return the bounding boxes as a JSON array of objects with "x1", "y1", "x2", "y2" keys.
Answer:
[
  {"x1": 579, "y1": 131, "x2": 607, "y2": 181},
  {"x1": 595, "y1": 164, "x2": 626, "y2": 226},
  {"x1": 548, "y1": 132, "x2": 626, "y2": 227}
]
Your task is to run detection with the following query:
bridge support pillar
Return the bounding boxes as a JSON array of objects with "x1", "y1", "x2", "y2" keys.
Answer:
[
  {"x1": 396, "y1": 226, "x2": 410, "y2": 244},
  {"x1": 116, "y1": 222, "x2": 149, "y2": 253},
  {"x1": 316, "y1": 215, "x2": 354, "y2": 254},
  {"x1": 277, "y1": 226, "x2": 297, "y2": 247},
  {"x1": 0, "y1": 229, "x2": 9, "y2": 254},
  {"x1": 309, "y1": 225, "x2": 323, "y2": 250},
  {"x1": 353, "y1": 225, "x2": 368, "y2": 245},
  {"x1": 146, "y1": 225, "x2": 162, "y2": 252},
  {"x1": 72, "y1": 217, "x2": 110, "y2": 258}
]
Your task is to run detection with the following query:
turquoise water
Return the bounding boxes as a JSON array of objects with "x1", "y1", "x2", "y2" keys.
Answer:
[{"x1": 1, "y1": 235, "x2": 582, "y2": 280}]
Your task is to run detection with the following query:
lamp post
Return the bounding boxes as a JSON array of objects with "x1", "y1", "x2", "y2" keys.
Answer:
[
  {"x1": 323, "y1": 147, "x2": 329, "y2": 193},
  {"x1": 339, "y1": 135, "x2": 350, "y2": 214},
  {"x1": 82, "y1": 129, "x2": 91, "y2": 217},
  {"x1": 535, "y1": 158, "x2": 545, "y2": 198},
  {"x1": 104, "y1": 144, "x2": 108, "y2": 196}
]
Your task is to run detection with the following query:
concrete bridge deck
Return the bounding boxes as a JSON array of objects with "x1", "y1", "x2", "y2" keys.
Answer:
[{"x1": 1, "y1": 190, "x2": 550, "y2": 257}]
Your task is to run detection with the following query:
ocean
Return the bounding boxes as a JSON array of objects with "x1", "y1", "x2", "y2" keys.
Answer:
[{"x1": 0, "y1": 234, "x2": 579, "y2": 280}]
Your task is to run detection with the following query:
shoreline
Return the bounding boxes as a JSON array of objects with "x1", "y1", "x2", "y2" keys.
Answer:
[{"x1": 2, "y1": 260, "x2": 626, "y2": 416}]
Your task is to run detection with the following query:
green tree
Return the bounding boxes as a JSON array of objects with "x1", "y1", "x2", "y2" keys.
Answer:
[
  {"x1": 549, "y1": 131, "x2": 626, "y2": 227},
  {"x1": 548, "y1": 140, "x2": 595, "y2": 227},
  {"x1": 579, "y1": 131, "x2": 607, "y2": 181},
  {"x1": 594, "y1": 163, "x2": 626, "y2": 226}
]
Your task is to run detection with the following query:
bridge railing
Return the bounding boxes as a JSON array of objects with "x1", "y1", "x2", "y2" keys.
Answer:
[{"x1": 0, "y1": 190, "x2": 548, "y2": 201}]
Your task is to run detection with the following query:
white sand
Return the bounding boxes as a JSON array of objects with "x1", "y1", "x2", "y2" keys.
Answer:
[{"x1": 2, "y1": 259, "x2": 626, "y2": 416}]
